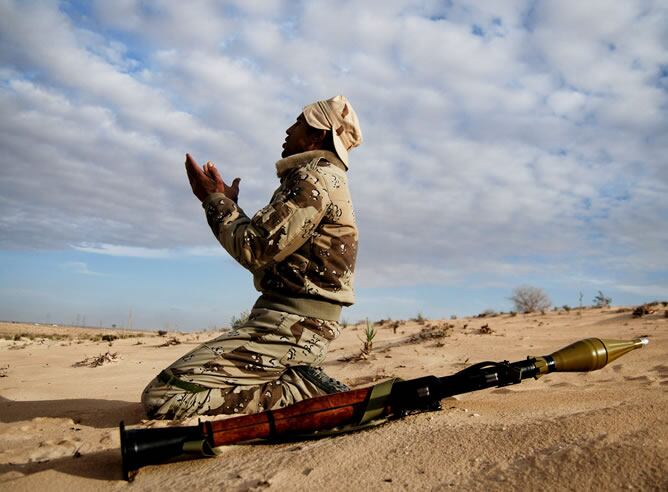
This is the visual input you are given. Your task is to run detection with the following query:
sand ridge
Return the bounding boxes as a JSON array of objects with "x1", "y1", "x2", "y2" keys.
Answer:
[{"x1": 0, "y1": 307, "x2": 666, "y2": 491}]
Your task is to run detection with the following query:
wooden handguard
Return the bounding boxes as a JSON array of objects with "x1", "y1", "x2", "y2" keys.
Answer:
[{"x1": 205, "y1": 387, "x2": 374, "y2": 446}]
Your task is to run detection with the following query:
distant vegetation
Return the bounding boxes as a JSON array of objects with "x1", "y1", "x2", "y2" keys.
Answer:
[
  {"x1": 510, "y1": 286, "x2": 552, "y2": 313},
  {"x1": 592, "y1": 291, "x2": 612, "y2": 308},
  {"x1": 230, "y1": 310, "x2": 250, "y2": 329}
]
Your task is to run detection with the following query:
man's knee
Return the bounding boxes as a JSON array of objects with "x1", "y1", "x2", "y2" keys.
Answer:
[{"x1": 140, "y1": 377, "x2": 165, "y2": 418}]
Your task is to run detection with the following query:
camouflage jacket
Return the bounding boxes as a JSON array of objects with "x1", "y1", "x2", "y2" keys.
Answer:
[{"x1": 202, "y1": 150, "x2": 358, "y2": 321}]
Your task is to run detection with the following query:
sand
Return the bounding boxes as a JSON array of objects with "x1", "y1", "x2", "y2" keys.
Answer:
[{"x1": 1, "y1": 306, "x2": 666, "y2": 491}]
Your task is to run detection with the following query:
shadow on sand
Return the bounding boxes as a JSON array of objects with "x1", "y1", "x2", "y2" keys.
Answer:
[
  {"x1": 0, "y1": 449, "x2": 124, "y2": 482},
  {"x1": 0, "y1": 397, "x2": 146, "y2": 482},
  {"x1": 0, "y1": 396, "x2": 144, "y2": 427}
]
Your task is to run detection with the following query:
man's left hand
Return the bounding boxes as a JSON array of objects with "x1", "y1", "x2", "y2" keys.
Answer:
[{"x1": 185, "y1": 153, "x2": 240, "y2": 203}]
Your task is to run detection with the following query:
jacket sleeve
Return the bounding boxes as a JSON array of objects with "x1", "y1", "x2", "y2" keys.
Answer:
[{"x1": 202, "y1": 167, "x2": 331, "y2": 272}]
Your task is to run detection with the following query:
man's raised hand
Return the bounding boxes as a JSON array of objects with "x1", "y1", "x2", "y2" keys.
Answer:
[
  {"x1": 185, "y1": 153, "x2": 240, "y2": 203},
  {"x1": 204, "y1": 161, "x2": 240, "y2": 203}
]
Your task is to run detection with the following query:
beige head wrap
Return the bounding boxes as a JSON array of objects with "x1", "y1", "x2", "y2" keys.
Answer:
[{"x1": 303, "y1": 95, "x2": 362, "y2": 168}]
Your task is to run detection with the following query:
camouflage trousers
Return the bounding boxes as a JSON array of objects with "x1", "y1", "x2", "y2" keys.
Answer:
[{"x1": 141, "y1": 307, "x2": 341, "y2": 420}]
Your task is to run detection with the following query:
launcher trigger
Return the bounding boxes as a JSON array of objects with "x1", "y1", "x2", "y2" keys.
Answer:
[{"x1": 509, "y1": 363, "x2": 523, "y2": 384}]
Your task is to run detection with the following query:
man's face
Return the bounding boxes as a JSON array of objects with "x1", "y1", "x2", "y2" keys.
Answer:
[{"x1": 281, "y1": 113, "x2": 315, "y2": 158}]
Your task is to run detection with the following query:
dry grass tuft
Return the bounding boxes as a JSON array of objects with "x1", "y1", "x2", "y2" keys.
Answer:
[
  {"x1": 478, "y1": 324, "x2": 494, "y2": 335},
  {"x1": 157, "y1": 337, "x2": 181, "y2": 347},
  {"x1": 632, "y1": 303, "x2": 662, "y2": 318},
  {"x1": 72, "y1": 351, "x2": 120, "y2": 368},
  {"x1": 410, "y1": 322, "x2": 453, "y2": 343}
]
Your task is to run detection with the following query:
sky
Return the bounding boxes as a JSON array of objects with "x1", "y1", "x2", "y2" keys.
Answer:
[{"x1": 0, "y1": 0, "x2": 666, "y2": 331}]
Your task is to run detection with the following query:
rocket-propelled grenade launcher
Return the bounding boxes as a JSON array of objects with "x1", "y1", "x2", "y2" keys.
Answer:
[{"x1": 120, "y1": 337, "x2": 648, "y2": 480}]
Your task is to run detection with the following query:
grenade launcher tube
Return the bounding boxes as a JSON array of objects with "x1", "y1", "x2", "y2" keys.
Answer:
[{"x1": 120, "y1": 336, "x2": 648, "y2": 480}]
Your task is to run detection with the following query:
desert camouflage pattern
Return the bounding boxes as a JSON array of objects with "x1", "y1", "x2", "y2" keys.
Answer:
[
  {"x1": 202, "y1": 150, "x2": 358, "y2": 306},
  {"x1": 142, "y1": 307, "x2": 341, "y2": 419}
]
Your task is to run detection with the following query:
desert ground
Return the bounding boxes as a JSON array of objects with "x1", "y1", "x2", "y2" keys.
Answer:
[{"x1": 0, "y1": 305, "x2": 666, "y2": 491}]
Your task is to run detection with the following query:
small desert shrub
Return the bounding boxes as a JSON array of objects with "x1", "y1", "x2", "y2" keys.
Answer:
[
  {"x1": 413, "y1": 312, "x2": 426, "y2": 325},
  {"x1": 632, "y1": 304, "x2": 657, "y2": 318},
  {"x1": 386, "y1": 320, "x2": 402, "y2": 334},
  {"x1": 410, "y1": 322, "x2": 453, "y2": 342},
  {"x1": 478, "y1": 324, "x2": 493, "y2": 335},
  {"x1": 562, "y1": 305, "x2": 571, "y2": 312},
  {"x1": 157, "y1": 330, "x2": 168, "y2": 336},
  {"x1": 510, "y1": 286, "x2": 551, "y2": 313},
  {"x1": 157, "y1": 337, "x2": 181, "y2": 347},
  {"x1": 231, "y1": 310, "x2": 250, "y2": 329},
  {"x1": 478, "y1": 309, "x2": 497, "y2": 318},
  {"x1": 592, "y1": 291, "x2": 612, "y2": 308},
  {"x1": 450, "y1": 315, "x2": 457, "y2": 320}
]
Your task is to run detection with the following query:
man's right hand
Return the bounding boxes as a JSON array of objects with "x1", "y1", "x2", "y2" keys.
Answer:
[{"x1": 185, "y1": 153, "x2": 240, "y2": 203}]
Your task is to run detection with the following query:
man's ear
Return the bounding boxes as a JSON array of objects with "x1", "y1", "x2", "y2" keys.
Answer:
[
  {"x1": 305, "y1": 125, "x2": 329, "y2": 151},
  {"x1": 313, "y1": 128, "x2": 328, "y2": 147}
]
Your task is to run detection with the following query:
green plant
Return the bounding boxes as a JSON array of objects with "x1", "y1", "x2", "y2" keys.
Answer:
[
  {"x1": 360, "y1": 319, "x2": 376, "y2": 356},
  {"x1": 414, "y1": 312, "x2": 426, "y2": 325}
]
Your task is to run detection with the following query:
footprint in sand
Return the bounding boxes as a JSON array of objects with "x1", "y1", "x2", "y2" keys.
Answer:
[
  {"x1": 623, "y1": 375, "x2": 655, "y2": 385},
  {"x1": 99, "y1": 430, "x2": 119, "y2": 446},
  {"x1": 27, "y1": 439, "x2": 80, "y2": 463},
  {"x1": 651, "y1": 364, "x2": 668, "y2": 379},
  {"x1": 548, "y1": 382, "x2": 575, "y2": 388},
  {"x1": 612, "y1": 364, "x2": 624, "y2": 373},
  {"x1": 490, "y1": 388, "x2": 515, "y2": 394}
]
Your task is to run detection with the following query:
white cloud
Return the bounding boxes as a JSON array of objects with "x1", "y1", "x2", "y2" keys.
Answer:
[
  {"x1": 0, "y1": 0, "x2": 665, "y2": 294},
  {"x1": 72, "y1": 243, "x2": 172, "y2": 258},
  {"x1": 61, "y1": 261, "x2": 104, "y2": 276},
  {"x1": 72, "y1": 243, "x2": 227, "y2": 258},
  {"x1": 617, "y1": 283, "x2": 668, "y2": 298}
]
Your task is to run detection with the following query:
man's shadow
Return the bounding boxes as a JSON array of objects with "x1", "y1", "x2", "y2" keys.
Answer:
[
  {"x1": 0, "y1": 449, "x2": 124, "y2": 482},
  {"x1": 0, "y1": 396, "x2": 147, "y2": 481},
  {"x1": 0, "y1": 395, "x2": 144, "y2": 427}
]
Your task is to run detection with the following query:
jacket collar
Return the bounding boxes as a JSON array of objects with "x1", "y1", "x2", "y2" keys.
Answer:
[{"x1": 275, "y1": 150, "x2": 346, "y2": 177}]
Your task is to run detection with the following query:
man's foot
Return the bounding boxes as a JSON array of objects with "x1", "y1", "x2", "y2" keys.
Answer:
[{"x1": 294, "y1": 366, "x2": 350, "y2": 394}]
